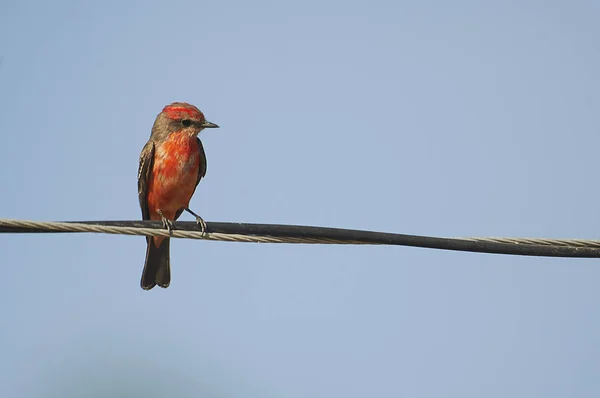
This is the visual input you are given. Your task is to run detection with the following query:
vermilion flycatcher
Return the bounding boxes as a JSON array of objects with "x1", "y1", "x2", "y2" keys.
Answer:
[{"x1": 137, "y1": 102, "x2": 219, "y2": 290}]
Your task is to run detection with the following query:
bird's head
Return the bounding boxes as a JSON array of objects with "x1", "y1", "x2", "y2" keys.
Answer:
[{"x1": 151, "y1": 102, "x2": 219, "y2": 139}]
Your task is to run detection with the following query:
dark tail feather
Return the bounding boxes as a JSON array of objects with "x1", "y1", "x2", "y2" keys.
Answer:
[{"x1": 141, "y1": 238, "x2": 171, "y2": 290}]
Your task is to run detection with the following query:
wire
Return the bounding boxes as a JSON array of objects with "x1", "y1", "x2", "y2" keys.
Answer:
[{"x1": 1, "y1": 218, "x2": 600, "y2": 258}]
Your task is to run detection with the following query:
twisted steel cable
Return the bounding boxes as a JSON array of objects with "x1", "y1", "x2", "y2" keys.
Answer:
[{"x1": 1, "y1": 218, "x2": 600, "y2": 258}]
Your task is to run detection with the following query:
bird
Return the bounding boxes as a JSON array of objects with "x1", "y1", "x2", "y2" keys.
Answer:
[{"x1": 137, "y1": 102, "x2": 219, "y2": 290}]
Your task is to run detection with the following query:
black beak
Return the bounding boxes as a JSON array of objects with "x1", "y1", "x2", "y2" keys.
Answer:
[{"x1": 201, "y1": 120, "x2": 219, "y2": 128}]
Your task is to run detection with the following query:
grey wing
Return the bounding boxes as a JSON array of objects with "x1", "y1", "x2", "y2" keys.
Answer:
[
  {"x1": 137, "y1": 141, "x2": 155, "y2": 221},
  {"x1": 195, "y1": 137, "x2": 207, "y2": 185}
]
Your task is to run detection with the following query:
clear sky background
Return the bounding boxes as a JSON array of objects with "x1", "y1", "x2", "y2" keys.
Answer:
[{"x1": 1, "y1": 1, "x2": 600, "y2": 397}]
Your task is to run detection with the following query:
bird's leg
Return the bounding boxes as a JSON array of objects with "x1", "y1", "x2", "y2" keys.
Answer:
[
  {"x1": 156, "y1": 209, "x2": 174, "y2": 236},
  {"x1": 185, "y1": 207, "x2": 207, "y2": 235}
]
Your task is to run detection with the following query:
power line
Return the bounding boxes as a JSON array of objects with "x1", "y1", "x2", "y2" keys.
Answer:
[{"x1": 1, "y1": 218, "x2": 599, "y2": 258}]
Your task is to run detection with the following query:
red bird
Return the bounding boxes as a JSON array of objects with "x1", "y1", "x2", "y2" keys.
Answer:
[{"x1": 137, "y1": 102, "x2": 219, "y2": 290}]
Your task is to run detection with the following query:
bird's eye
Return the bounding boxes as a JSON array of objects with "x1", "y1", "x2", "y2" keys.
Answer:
[{"x1": 181, "y1": 119, "x2": 192, "y2": 127}]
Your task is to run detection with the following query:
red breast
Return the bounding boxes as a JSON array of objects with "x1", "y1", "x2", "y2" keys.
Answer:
[{"x1": 147, "y1": 131, "x2": 201, "y2": 221}]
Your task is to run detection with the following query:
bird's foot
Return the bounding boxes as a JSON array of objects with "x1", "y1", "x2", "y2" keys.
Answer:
[
  {"x1": 185, "y1": 208, "x2": 207, "y2": 236},
  {"x1": 194, "y1": 215, "x2": 207, "y2": 236},
  {"x1": 156, "y1": 209, "x2": 174, "y2": 237}
]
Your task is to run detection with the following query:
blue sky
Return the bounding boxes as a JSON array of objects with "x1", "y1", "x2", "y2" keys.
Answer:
[{"x1": 1, "y1": 1, "x2": 600, "y2": 397}]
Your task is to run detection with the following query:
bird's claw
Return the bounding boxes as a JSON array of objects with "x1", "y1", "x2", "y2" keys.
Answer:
[
  {"x1": 162, "y1": 218, "x2": 174, "y2": 236},
  {"x1": 157, "y1": 209, "x2": 174, "y2": 237},
  {"x1": 184, "y1": 207, "x2": 207, "y2": 237},
  {"x1": 194, "y1": 215, "x2": 207, "y2": 236}
]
